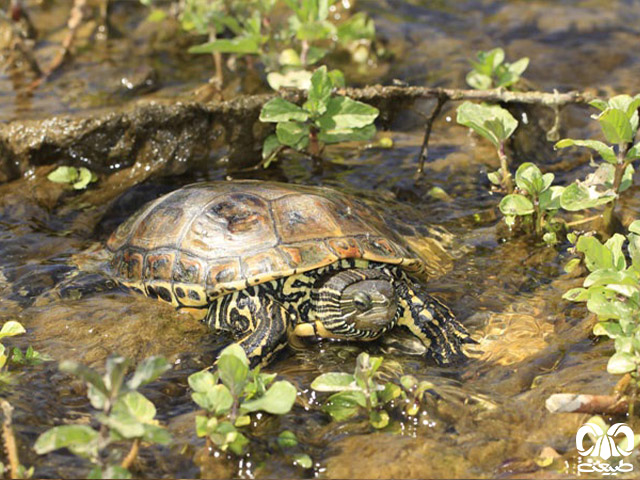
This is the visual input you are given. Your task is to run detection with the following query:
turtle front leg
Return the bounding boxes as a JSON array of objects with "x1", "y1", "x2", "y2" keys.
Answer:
[
  {"x1": 206, "y1": 289, "x2": 292, "y2": 366},
  {"x1": 396, "y1": 280, "x2": 473, "y2": 365}
]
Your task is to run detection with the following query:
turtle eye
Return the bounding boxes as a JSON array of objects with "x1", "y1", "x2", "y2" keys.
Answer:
[{"x1": 353, "y1": 292, "x2": 372, "y2": 312}]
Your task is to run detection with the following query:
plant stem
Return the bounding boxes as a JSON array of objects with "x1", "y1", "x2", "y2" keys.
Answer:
[
  {"x1": 497, "y1": 142, "x2": 514, "y2": 193},
  {"x1": 1, "y1": 400, "x2": 21, "y2": 479},
  {"x1": 417, "y1": 94, "x2": 447, "y2": 172},
  {"x1": 209, "y1": 29, "x2": 223, "y2": 86},
  {"x1": 120, "y1": 438, "x2": 140, "y2": 471},
  {"x1": 533, "y1": 197, "x2": 543, "y2": 237},
  {"x1": 308, "y1": 127, "x2": 320, "y2": 159},
  {"x1": 602, "y1": 142, "x2": 631, "y2": 232}
]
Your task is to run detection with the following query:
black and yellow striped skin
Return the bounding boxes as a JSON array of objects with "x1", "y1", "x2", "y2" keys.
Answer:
[{"x1": 204, "y1": 258, "x2": 472, "y2": 365}]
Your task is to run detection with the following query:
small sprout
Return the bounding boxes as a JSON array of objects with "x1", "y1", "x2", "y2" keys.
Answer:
[
  {"x1": 47, "y1": 166, "x2": 98, "y2": 190},
  {"x1": 466, "y1": 48, "x2": 529, "y2": 90},
  {"x1": 260, "y1": 66, "x2": 379, "y2": 164},
  {"x1": 188, "y1": 344, "x2": 297, "y2": 455}
]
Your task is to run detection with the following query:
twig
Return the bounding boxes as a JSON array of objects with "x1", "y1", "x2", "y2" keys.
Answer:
[
  {"x1": 0, "y1": 11, "x2": 41, "y2": 76},
  {"x1": 29, "y1": 0, "x2": 87, "y2": 90},
  {"x1": 545, "y1": 393, "x2": 629, "y2": 415},
  {"x1": 417, "y1": 93, "x2": 447, "y2": 173},
  {"x1": 1, "y1": 399, "x2": 21, "y2": 479},
  {"x1": 120, "y1": 438, "x2": 140, "y2": 471}
]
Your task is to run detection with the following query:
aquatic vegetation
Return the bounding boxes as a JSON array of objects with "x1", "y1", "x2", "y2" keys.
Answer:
[
  {"x1": 34, "y1": 355, "x2": 172, "y2": 479},
  {"x1": 259, "y1": 65, "x2": 378, "y2": 165},
  {"x1": 46, "y1": 166, "x2": 98, "y2": 190},
  {"x1": 564, "y1": 223, "x2": 640, "y2": 398},
  {"x1": 466, "y1": 48, "x2": 529, "y2": 90},
  {"x1": 145, "y1": 0, "x2": 379, "y2": 90},
  {"x1": 0, "y1": 320, "x2": 47, "y2": 383},
  {"x1": 188, "y1": 344, "x2": 297, "y2": 456},
  {"x1": 556, "y1": 95, "x2": 640, "y2": 231}
]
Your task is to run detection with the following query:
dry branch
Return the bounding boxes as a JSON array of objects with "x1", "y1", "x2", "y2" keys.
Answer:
[{"x1": 1, "y1": 399, "x2": 20, "y2": 479}]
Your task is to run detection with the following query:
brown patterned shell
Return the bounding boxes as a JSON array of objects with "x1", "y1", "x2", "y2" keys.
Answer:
[{"x1": 107, "y1": 181, "x2": 430, "y2": 307}]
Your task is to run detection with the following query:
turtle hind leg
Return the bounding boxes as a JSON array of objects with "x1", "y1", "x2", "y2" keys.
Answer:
[
  {"x1": 396, "y1": 281, "x2": 474, "y2": 365},
  {"x1": 206, "y1": 289, "x2": 292, "y2": 366}
]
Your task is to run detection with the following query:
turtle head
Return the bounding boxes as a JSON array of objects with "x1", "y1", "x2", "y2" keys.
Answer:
[{"x1": 311, "y1": 268, "x2": 398, "y2": 339}]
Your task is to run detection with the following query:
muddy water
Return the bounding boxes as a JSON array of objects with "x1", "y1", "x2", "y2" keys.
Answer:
[{"x1": 3, "y1": 0, "x2": 640, "y2": 478}]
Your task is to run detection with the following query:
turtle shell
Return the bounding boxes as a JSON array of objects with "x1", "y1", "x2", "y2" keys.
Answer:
[{"x1": 107, "y1": 181, "x2": 432, "y2": 307}]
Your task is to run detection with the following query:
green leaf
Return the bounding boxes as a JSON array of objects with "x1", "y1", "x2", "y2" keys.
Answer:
[
  {"x1": 89, "y1": 465, "x2": 132, "y2": 479},
  {"x1": 499, "y1": 194, "x2": 534, "y2": 216},
  {"x1": 217, "y1": 344, "x2": 249, "y2": 397},
  {"x1": 506, "y1": 57, "x2": 529, "y2": 77},
  {"x1": 192, "y1": 384, "x2": 233, "y2": 415},
  {"x1": 293, "y1": 453, "x2": 313, "y2": 469},
  {"x1": 560, "y1": 183, "x2": 615, "y2": 211},
  {"x1": 323, "y1": 391, "x2": 366, "y2": 421},
  {"x1": 305, "y1": 66, "x2": 332, "y2": 116},
  {"x1": 328, "y1": 69, "x2": 345, "y2": 88},
  {"x1": 466, "y1": 71, "x2": 492, "y2": 90},
  {"x1": 584, "y1": 269, "x2": 637, "y2": 288},
  {"x1": 116, "y1": 391, "x2": 157, "y2": 423},
  {"x1": 277, "y1": 430, "x2": 298, "y2": 448},
  {"x1": 260, "y1": 98, "x2": 309, "y2": 123},
  {"x1": 188, "y1": 36, "x2": 261, "y2": 54},
  {"x1": 563, "y1": 257, "x2": 581, "y2": 274},
  {"x1": 576, "y1": 236, "x2": 613, "y2": 271},
  {"x1": 539, "y1": 186, "x2": 564, "y2": 211},
  {"x1": 607, "y1": 352, "x2": 637, "y2": 374},
  {"x1": 604, "y1": 234, "x2": 627, "y2": 271},
  {"x1": 598, "y1": 108, "x2": 633, "y2": 144},
  {"x1": 456, "y1": 102, "x2": 518, "y2": 148},
  {"x1": 228, "y1": 431, "x2": 249, "y2": 455},
  {"x1": 316, "y1": 96, "x2": 379, "y2": 130},
  {"x1": 34, "y1": 425, "x2": 99, "y2": 458},
  {"x1": 589, "y1": 99, "x2": 609, "y2": 112},
  {"x1": 241, "y1": 380, "x2": 296, "y2": 415},
  {"x1": 0, "y1": 321, "x2": 26, "y2": 339},
  {"x1": 311, "y1": 372, "x2": 356, "y2": 392},
  {"x1": 318, "y1": 124, "x2": 377, "y2": 144},
  {"x1": 379, "y1": 383, "x2": 402, "y2": 403},
  {"x1": 278, "y1": 48, "x2": 302, "y2": 67},
  {"x1": 262, "y1": 134, "x2": 282, "y2": 164},
  {"x1": 554, "y1": 139, "x2": 617, "y2": 164},
  {"x1": 104, "y1": 355, "x2": 131, "y2": 395},
  {"x1": 514, "y1": 162, "x2": 546, "y2": 194},
  {"x1": 629, "y1": 221, "x2": 640, "y2": 235},
  {"x1": 543, "y1": 232, "x2": 558, "y2": 245},
  {"x1": 562, "y1": 288, "x2": 588, "y2": 302},
  {"x1": 487, "y1": 170, "x2": 502, "y2": 185},
  {"x1": 47, "y1": 166, "x2": 79, "y2": 184},
  {"x1": 295, "y1": 20, "x2": 336, "y2": 41},
  {"x1": 72, "y1": 167, "x2": 94, "y2": 190},
  {"x1": 593, "y1": 321, "x2": 623, "y2": 338},
  {"x1": 146, "y1": 9, "x2": 167, "y2": 23},
  {"x1": 127, "y1": 356, "x2": 170, "y2": 390},
  {"x1": 234, "y1": 415, "x2": 250, "y2": 427},
  {"x1": 276, "y1": 121, "x2": 310, "y2": 149},
  {"x1": 195, "y1": 415, "x2": 215, "y2": 437},
  {"x1": 188, "y1": 370, "x2": 217, "y2": 393},
  {"x1": 267, "y1": 70, "x2": 312, "y2": 90},
  {"x1": 400, "y1": 375, "x2": 417, "y2": 390},
  {"x1": 369, "y1": 410, "x2": 389, "y2": 429}
]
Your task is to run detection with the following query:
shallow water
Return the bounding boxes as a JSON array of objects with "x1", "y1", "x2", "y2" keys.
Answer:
[{"x1": 2, "y1": 0, "x2": 640, "y2": 478}]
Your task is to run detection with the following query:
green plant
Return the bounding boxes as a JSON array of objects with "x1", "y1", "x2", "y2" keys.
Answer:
[
  {"x1": 456, "y1": 101, "x2": 518, "y2": 193},
  {"x1": 563, "y1": 222, "x2": 640, "y2": 410},
  {"x1": 259, "y1": 66, "x2": 379, "y2": 165},
  {"x1": 310, "y1": 352, "x2": 402, "y2": 429},
  {"x1": 189, "y1": 344, "x2": 297, "y2": 455},
  {"x1": 556, "y1": 94, "x2": 640, "y2": 230},
  {"x1": 276, "y1": 430, "x2": 313, "y2": 469},
  {"x1": 34, "y1": 355, "x2": 171, "y2": 479},
  {"x1": 466, "y1": 47, "x2": 529, "y2": 90},
  {"x1": 0, "y1": 320, "x2": 47, "y2": 383},
  {"x1": 498, "y1": 162, "x2": 564, "y2": 242},
  {"x1": 47, "y1": 166, "x2": 98, "y2": 190}
]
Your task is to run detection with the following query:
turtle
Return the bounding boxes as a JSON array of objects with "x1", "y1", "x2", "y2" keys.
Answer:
[{"x1": 106, "y1": 180, "x2": 473, "y2": 365}]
